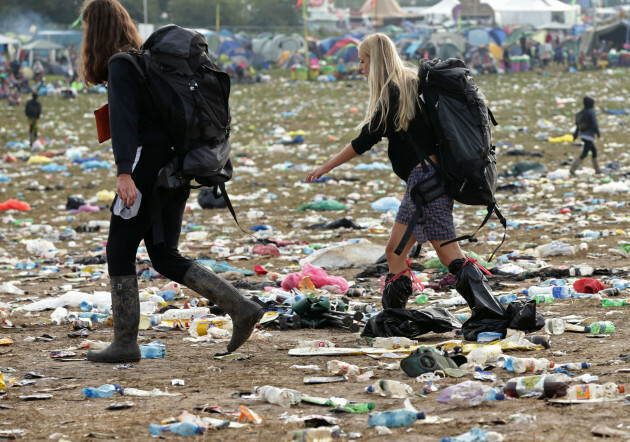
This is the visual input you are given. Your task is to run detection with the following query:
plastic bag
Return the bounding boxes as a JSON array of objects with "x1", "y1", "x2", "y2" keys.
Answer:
[
  {"x1": 360, "y1": 307, "x2": 463, "y2": 338},
  {"x1": 573, "y1": 278, "x2": 605, "y2": 294}
]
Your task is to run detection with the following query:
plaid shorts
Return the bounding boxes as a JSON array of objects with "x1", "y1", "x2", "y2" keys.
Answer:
[{"x1": 395, "y1": 164, "x2": 456, "y2": 244}]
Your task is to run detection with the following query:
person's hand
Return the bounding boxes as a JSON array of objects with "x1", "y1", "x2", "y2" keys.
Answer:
[
  {"x1": 117, "y1": 174, "x2": 138, "y2": 208},
  {"x1": 305, "y1": 165, "x2": 331, "y2": 183}
]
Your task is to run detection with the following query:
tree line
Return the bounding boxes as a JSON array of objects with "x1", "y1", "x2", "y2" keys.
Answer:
[{"x1": 0, "y1": 0, "x2": 301, "y2": 31}]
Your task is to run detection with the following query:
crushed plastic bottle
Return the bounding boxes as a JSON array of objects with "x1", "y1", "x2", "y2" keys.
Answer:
[
  {"x1": 436, "y1": 381, "x2": 491, "y2": 407},
  {"x1": 371, "y1": 337, "x2": 418, "y2": 349},
  {"x1": 140, "y1": 341, "x2": 166, "y2": 359},
  {"x1": 586, "y1": 321, "x2": 615, "y2": 334},
  {"x1": 327, "y1": 360, "x2": 360, "y2": 376},
  {"x1": 148, "y1": 422, "x2": 205, "y2": 436},
  {"x1": 288, "y1": 425, "x2": 341, "y2": 441},
  {"x1": 365, "y1": 380, "x2": 413, "y2": 398},
  {"x1": 82, "y1": 384, "x2": 119, "y2": 398},
  {"x1": 501, "y1": 356, "x2": 555, "y2": 374},
  {"x1": 254, "y1": 385, "x2": 301, "y2": 407},
  {"x1": 466, "y1": 344, "x2": 503, "y2": 365}
]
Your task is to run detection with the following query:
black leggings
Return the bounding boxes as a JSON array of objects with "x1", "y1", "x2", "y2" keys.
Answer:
[
  {"x1": 579, "y1": 139, "x2": 597, "y2": 159},
  {"x1": 106, "y1": 144, "x2": 193, "y2": 282}
]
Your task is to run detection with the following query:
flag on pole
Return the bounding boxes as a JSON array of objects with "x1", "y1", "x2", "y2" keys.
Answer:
[
  {"x1": 71, "y1": 15, "x2": 82, "y2": 29},
  {"x1": 361, "y1": 0, "x2": 374, "y2": 14}
]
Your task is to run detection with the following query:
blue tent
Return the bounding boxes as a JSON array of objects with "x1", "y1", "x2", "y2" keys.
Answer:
[
  {"x1": 219, "y1": 39, "x2": 250, "y2": 58},
  {"x1": 319, "y1": 37, "x2": 340, "y2": 55},
  {"x1": 405, "y1": 40, "x2": 424, "y2": 57},
  {"x1": 489, "y1": 28, "x2": 507, "y2": 45}
]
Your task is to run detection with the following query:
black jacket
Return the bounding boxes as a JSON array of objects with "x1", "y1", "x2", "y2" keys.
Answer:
[
  {"x1": 351, "y1": 85, "x2": 436, "y2": 181},
  {"x1": 108, "y1": 57, "x2": 173, "y2": 176},
  {"x1": 25, "y1": 99, "x2": 41, "y2": 119},
  {"x1": 573, "y1": 96, "x2": 600, "y2": 141}
]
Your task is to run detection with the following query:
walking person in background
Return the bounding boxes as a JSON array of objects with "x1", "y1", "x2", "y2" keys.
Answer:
[
  {"x1": 78, "y1": 0, "x2": 262, "y2": 363},
  {"x1": 571, "y1": 96, "x2": 601, "y2": 175},
  {"x1": 24, "y1": 92, "x2": 41, "y2": 146}
]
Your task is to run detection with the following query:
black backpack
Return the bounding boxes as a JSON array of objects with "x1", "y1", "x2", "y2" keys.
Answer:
[
  {"x1": 575, "y1": 109, "x2": 589, "y2": 132},
  {"x1": 395, "y1": 58, "x2": 506, "y2": 260},
  {"x1": 109, "y1": 25, "x2": 243, "y2": 243}
]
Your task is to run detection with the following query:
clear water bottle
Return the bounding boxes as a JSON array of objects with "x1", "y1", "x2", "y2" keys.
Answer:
[
  {"x1": 82, "y1": 383, "x2": 119, "y2": 398},
  {"x1": 140, "y1": 341, "x2": 166, "y2": 359},
  {"x1": 156, "y1": 290, "x2": 177, "y2": 301},
  {"x1": 161, "y1": 307, "x2": 210, "y2": 320},
  {"x1": 497, "y1": 293, "x2": 517, "y2": 304},
  {"x1": 254, "y1": 385, "x2": 301, "y2": 408},
  {"x1": 544, "y1": 318, "x2": 566, "y2": 335},
  {"x1": 525, "y1": 286, "x2": 572, "y2": 299},
  {"x1": 326, "y1": 360, "x2": 360, "y2": 376},
  {"x1": 160, "y1": 281, "x2": 181, "y2": 295},
  {"x1": 148, "y1": 421, "x2": 205, "y2": 436},
  {"x1": 466, "y1": 344, "x2": 503, "y2": 365},
  {"x1": 368, "y1": 409, "x2": 425, "y2": 428},
  {"x1": 365, "y1": 380, "x2": 413, "y2": 398},
  {"x1": 586, "y1": 321, "x2": 615, "y2": 334}
]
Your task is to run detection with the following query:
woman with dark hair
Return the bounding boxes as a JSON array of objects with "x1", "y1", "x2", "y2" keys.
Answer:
[{"x1": 78, "y1": 0, "x2": 262, "y2": 363}]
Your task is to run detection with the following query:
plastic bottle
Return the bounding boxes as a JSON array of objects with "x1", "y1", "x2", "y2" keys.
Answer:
[
  {"x1": 503, "y1": 357, "x2": 554, "y2": 374},
  {"x1": 565, "y1": 382, "x2": 625, "y2": 401},
  {"x1": 436, "y1": 380, "x2": 491, "y2": 406},
  {"x1": 289, "y1": 426, "x2": 341, "y2": 441},
  {"x1": 326, "y1": 360, "x2": 360, "y2": 376},
  {"x1": 368, "y1": 409, "x2": 425, "y2": 428},
  {"x1": 148, "y1": 422, "x2": 205, "y2": 436},
  {"x1": 254, "y1": 385, "x2": 301, "y2": 407},
  {"x1": 161, "y1": 307, "x2": 210, "y2": 320},
  {"x1": 156, "y1": 290, "x2": 177, "y2": 301},
  {"x1": 295, "y1": 339, "x2": 338, "y2": 348},
  {"x1": 188, "y1": 317, "x2": 232, "y2": 337},
  {"x1": 340, "y1": 403, "x2": 375, "y2": 413},
  {"x1": 602, "y1": 299, "x2": 627, "y2": 307},
  {"x1": 612, "y1": 279, "x2": 629, "y2": 291},
  {"x1": 82, "y1": 383, "x2": 119, "y2": 398},
  {"x1": 139, "y1": 293, "x2": 166, "y2": 305},
  {"x1": 529, "y1": 293, "x2": 555, "y2": 303},
  {"x1": 557, "y1": 362, "x2": 591, "y2": 370},
  {"x1": 534, "y1": 242, "x2": 574, "y2": 258},
  {"x1": 371, "y1": 337, "x2": 418, "y2": 349},
  {"x1": 497, "y1": 293, "x2": 517, "y2": 304},
  {"x1": 161, "y1": 281, "x2": 181, "y2": 295},
  {"x1": 365, "y1": 380, "x2": 413, "y2": 398},
  {"x1": 543, "y1": 318, "x2": 566, "y2": 335},
  {"x1": 140, "y1": 341, "x2": 166, "y2": 359},
  {"x1": 525, "y1": 285, "x2": 572, "y2": 299},
  {"x1": 504, "y1": 374, "x2": 572, "y2": 398},
  {"x1": 415, "y1": 294, "x2": 428, "y2": 304},
  {"x1": 466, "y1": 344, "x2": 503, "y2": 365},
  {"x1": 50, "y1": 307, "x2": 68, "y2": 325},
  {"x1": 586, "y1": 321, "x2": 615, "y2": 334},
  {"x1": 600, "y1": 288, "x2": 621, "y2": 297}
]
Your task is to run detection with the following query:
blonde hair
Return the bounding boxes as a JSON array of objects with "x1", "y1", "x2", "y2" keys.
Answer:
[{"x1": 357, "y1": 33, "x2": 419, "y2": 132}]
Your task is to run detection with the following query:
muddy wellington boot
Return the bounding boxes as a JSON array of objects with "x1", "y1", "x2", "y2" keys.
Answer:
[
  {"x1": 592, "y1": 157, "x2": 601, "y2": 174},
  {"x1": 87, "y1": 275, "x2": 141, "y2": 363},
  {"x1": 569, "y1": 157, "x2": 582, "y2": 176},
  {"x1": 448, "y1": 258, "x2": 509, "y2": 340},
  {"x1": 183, "y1": 263, "x2": 263, "y2": 352},
  {"x1": 381, "y1": 272, "x2": 413, "y2": 309}
]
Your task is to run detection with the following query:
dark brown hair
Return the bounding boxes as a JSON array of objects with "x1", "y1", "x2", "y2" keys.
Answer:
[{"x1": 78, "y1": 0, "x2": 143, "y2": 86}]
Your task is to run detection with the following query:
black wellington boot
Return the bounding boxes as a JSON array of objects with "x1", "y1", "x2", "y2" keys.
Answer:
[
  {"x1": 448, "y1": 258, "x2": 509, "y2": 341},
  {"x1": 382, "y1": 273, "x2": 413, "y2": 309},
  {"x1": 183, "y1": 263, "x2": 263, "y2": 353},
  {"x1": 87, "y1": 275, "x2": 141, "y2": 363}
]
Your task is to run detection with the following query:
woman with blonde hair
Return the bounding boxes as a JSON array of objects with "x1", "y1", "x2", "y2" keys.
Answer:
[
  {"x1": 306, "y1": 33, "x2": 468, "y2": 309},
  {"x1": 78, "y1": 0, "x2": 262, "y2": 363}
]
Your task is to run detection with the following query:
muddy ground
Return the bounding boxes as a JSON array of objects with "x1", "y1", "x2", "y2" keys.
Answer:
[{"x1": 1, "y1": 66, "x2": 630, "y2": 440}]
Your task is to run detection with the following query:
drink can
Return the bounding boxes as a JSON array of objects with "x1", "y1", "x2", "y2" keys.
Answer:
[{"x1": 73, "y1": 319, "x2": 92, "y2": 330}]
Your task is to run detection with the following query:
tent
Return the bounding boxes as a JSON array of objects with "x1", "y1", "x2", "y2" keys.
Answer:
[
  {"x1": 21, "y1": 39, "x2": 66, "y2": 67},
  {"x1": 0, "y1": 34, "x2": 22, "y2": 59},
  {"x1": 579, "y1": 19, "x2": 630, "y2": 55},
  {"x1": 430, "y1": 32, "x2": 467, "y2": 54},
  {"x1": 359, "y1": 0, "x2": 411, "y2": 26},
  {"x1": 422, "y1": 0, "x2": 459, "y2": 25},
  {"x1": 252, "y1": 34, "x2": 306, "y2": 64},
  {"x1": 484, "y1": 0, "x2": 578, "y2": 28},
  {"x1": 465, "y1": 28, "x2": 501, "y2": 47}
]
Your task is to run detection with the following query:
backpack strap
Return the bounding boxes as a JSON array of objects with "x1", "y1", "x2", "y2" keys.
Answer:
[{"x1": 439, "y1": 201, "x2": 507, "y2": 262}]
